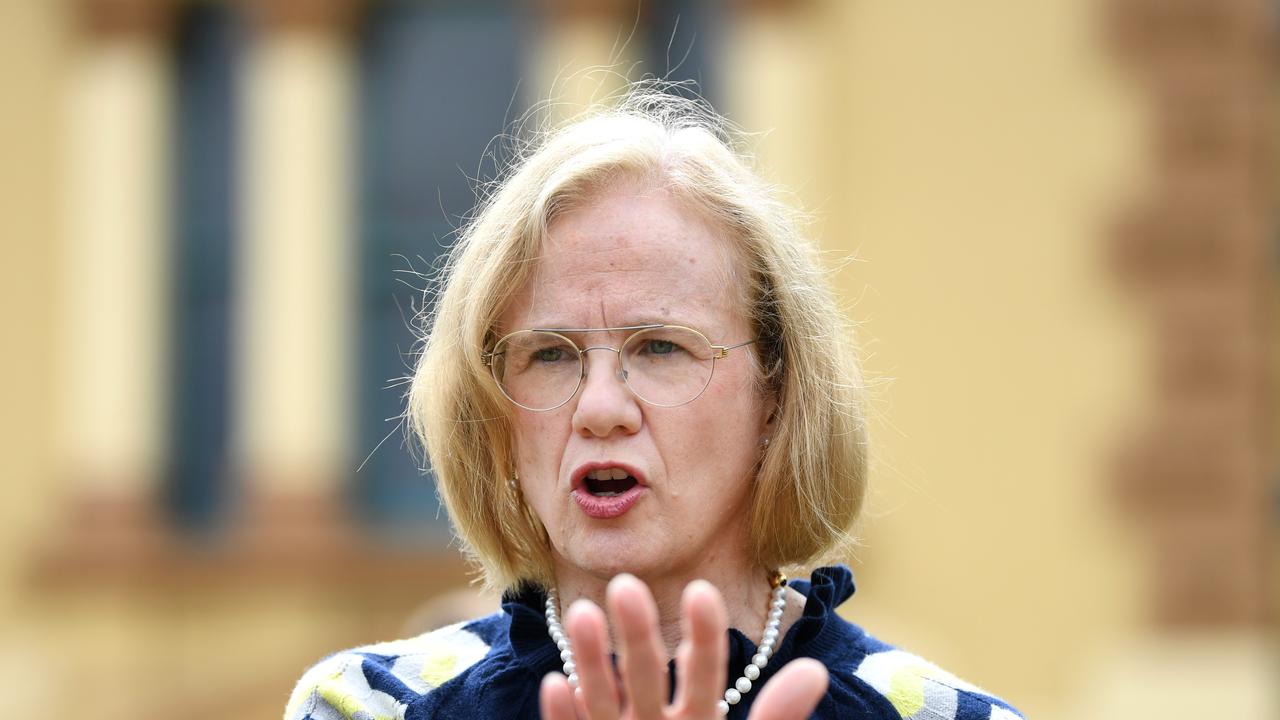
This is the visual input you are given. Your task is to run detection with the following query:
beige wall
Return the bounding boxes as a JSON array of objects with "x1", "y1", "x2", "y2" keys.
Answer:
[
  {"x1": 821, "y1": 0, "x2": 1147, "y2": 702},
  {"x1": 725, "y1": 2, "x2": 1148, "y2": 715},
  {"x1": 0, "y1": 2, "x2": 1272, "y2": 719}
]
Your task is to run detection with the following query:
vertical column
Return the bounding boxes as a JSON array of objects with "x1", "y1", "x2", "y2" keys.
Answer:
[
  {"x1": 722, "y1": 0, "x2": 830, "y2": 200},
  {"x1": 61, "y1": 0, "x2": 174, "y2": 550},
  {"x1": 234, "y1": 1, "x2": 358, "y2": 543},
  {"x1": 529, "y1": 0, "x2": 637, "y2": 121}
]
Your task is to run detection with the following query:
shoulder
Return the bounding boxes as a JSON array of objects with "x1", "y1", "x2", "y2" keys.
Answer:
[
  {"x1": 845, "y1": 637, "x2": 1025, "y2": 720},
  {"x1": 283, "y1": 613, "x2": 507, "y2": 720}
]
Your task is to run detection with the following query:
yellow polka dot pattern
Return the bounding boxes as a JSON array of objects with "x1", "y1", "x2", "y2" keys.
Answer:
[
  {"x1": 885, "y1": 662, "x2": 930, "y2": 717},
  {"x1": 854, "y1": 649, "x2": 1010, "y2": 720},
  {"x1": 284, "y1": 622, "x2": 494, "y2": 720}
]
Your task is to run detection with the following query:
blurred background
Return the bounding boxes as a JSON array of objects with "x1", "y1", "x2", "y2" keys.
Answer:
[{"x1": 1, "y1": 0, "x2": 1276, "y2": 718}]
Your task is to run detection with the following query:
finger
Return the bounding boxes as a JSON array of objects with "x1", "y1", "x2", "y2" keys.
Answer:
[
  {"x1": 541, "y1": 672, "x2": 579, "y2": 720},
  {"x1": 747, "y1": 658, "x2": 829, "y2": 720},
  {"x1": 606, "y1": 574, "x2": 669, "y2": 719},
  {"x1": 565, "y1": 598, "x2": 621, "y2": 720},
  {"x1": 673, "y1": 580, "x2": 728, "y2": 714}
]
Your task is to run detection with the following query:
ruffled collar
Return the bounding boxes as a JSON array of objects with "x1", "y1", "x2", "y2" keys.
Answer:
[{"x1": 500, "y1": 565, "x2": 857, "y2": 684}]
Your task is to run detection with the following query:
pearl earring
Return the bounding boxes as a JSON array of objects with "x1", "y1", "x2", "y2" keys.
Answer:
[
  {"x1": 761, "y1": 436, "x2": 771, "y2": 448},
  {"x1": 508, "y1": 469, "x2": 519, "y2": 492}
]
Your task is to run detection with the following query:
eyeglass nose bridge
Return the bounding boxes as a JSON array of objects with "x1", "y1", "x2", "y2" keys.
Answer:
[{"x1": 578, "y1": 345, "x2": 630, "y2": 382}]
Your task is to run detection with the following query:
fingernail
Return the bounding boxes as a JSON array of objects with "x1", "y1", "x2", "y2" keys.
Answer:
[
  {"x1": 683, "y1": 579, "x2": 718, "y2": 603},
  {"x1": 685, "y1": 578, "x2": 713, "y2": 595},
  {"x1": 566, "y1": 597, "x2": 595, "y2": 622},
  {"x1": 607, "y1": 572, "x2": 638, "y2": 596}
]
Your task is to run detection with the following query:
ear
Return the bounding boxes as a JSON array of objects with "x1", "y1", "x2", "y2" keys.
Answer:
[{"x1": 759, "y1": 387, "x2": 779, "y2": 438}]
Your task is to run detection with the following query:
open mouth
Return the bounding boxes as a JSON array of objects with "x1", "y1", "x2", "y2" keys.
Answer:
[
  {"x1": 583, "y1": 467, "x2": 639, "y2": 497},
  {"x1": 571, "y1": 463, "x2": 646, "y2": 519}
]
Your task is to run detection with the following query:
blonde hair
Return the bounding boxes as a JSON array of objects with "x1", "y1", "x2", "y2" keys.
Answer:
[{"x1": 408, "y1": 87, "x2": 867, "y2": 592}]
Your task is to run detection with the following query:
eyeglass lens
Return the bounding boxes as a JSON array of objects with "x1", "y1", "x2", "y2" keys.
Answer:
[{"x1": 490, "y1": 327, "x2": 717, "y2": 411}]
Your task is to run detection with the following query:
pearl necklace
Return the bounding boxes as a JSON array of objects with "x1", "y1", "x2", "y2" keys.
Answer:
[{"x1": 544, "y1": 573, "x2": 788, "y2": 716}]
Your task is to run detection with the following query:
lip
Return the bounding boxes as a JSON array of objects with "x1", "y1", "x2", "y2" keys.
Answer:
[
  {"x1": 569, "y1": 461, "x2": 649, "y2": 520},
  {"x1": 570, "y1": 461, "x2": 648, "y2": 491}
]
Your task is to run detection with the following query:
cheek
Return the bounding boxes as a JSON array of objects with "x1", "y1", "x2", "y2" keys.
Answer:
[
  {"x1": 707, "y1": 365, "x2": 767, "y2": 430},
  {"x1": 511, "y1": 413, "x2": 568, "y2": 474},
  {"x1": 705, "y1": 380, "x2": 767, "y2": 471},
  {"x1": 511, "y1": 418, "x2": 564, "y2": 524},
  {"x1": 659, "y1": 396, "x2": 762, "y2": 476}
]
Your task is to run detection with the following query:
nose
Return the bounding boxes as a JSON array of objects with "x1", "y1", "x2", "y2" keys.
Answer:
[{"x1": 571, "y1": 347, "x2": 642, "y2": 438}]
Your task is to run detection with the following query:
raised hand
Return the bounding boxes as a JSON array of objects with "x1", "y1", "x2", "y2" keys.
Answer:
[{"x1": 539, "y1": 575, "x2": 828, "y2": 720}]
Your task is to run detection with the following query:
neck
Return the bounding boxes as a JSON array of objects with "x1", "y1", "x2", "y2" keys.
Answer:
[{"x1": 550, "y1": 552, "x2": 775, "y2": 659}]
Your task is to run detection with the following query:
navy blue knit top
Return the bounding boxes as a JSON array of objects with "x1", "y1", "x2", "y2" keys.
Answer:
[{"x1": 285, "y1": 566, "x2": 1023, "y2": 720}]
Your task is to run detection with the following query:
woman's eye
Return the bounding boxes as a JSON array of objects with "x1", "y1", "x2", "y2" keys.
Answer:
[{"x1": 533, "y1": 347, "x2": 567, "y2": 362}]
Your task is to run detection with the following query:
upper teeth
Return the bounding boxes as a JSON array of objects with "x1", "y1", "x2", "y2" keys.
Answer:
[{"x1": 587, "y1": 468, "x2": 629, "y2": 481}]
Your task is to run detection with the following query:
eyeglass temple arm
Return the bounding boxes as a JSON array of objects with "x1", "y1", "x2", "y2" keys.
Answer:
[{"x1": 712, "y1": 338, "x2": 757, "y2": 359}]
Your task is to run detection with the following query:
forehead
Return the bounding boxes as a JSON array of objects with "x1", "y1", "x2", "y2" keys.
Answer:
[{"x1": 502, "y1": 184, "x2": 744, "y2": 333}]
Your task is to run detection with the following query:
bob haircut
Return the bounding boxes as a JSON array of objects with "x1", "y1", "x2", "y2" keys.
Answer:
[{"x1": 409, "y1": 87, "x2": 867, "y2": 592}]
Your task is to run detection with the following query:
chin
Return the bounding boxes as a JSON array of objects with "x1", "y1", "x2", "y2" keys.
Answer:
[{"x1": 559, "y1": 529, "x2": 666, "y2": 580}]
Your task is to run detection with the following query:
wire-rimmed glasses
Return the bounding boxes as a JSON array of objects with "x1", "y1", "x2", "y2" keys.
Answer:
[{"x1": 482, "y1": 324, "x2": 756, "y2": 412}]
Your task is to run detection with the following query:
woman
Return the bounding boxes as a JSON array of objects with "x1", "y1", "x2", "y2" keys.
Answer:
[{"x1": 285, "y1": 89, "x2": 1023, "y2": 720}]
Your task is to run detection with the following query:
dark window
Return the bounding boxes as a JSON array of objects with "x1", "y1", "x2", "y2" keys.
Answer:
[
  {"x1": 640, "y1": 0, "x2": 726, "y2": 105},
  {"x1": 355, "y1": 0, "x2": 530, "y2": 538},
  {"x1": 167, "y1": 4, "x2": 241, "y2": 533}
]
